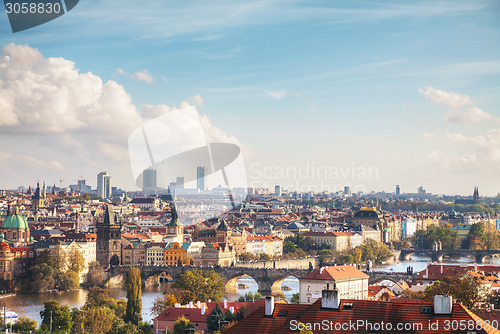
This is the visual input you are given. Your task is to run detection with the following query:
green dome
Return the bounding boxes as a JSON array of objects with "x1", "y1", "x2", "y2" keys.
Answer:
[{"x1": 1, "y1": 213, "x2": 29, "y2": 230}]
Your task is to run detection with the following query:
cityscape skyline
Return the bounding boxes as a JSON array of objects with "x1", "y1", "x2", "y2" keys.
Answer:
[
  {"x1": 5, "y1": 170, "x2": 493, "y2": 199},
  {"x1": 0, "y1": 1, "x2": 499, "y2": 195}
]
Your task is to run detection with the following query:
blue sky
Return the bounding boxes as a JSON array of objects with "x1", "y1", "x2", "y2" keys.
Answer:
[{"x1": 0, "y1": 0, "x2": 499, "y2": 195}]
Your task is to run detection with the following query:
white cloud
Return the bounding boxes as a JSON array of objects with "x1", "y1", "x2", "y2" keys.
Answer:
[
  {"x1": 190, "y1": 94, "x2": 204, "y2": 107},
  {"x1": 266, "y1": 89, "x2": 300, "y2": 100},
  {"x1": 0, "y1": 153, "x2": 66, "y2": 172},
  {"x1": 422, "y1": 132, "x2": 438, "y2": 140},
  {"x1": 0, "y1": 44, "x2": 244, "y2": 188},
  {"x1": 429, "y1": 128, "x2": 500, "y2": 174},
  {"x1": 131, "y1": 70, "x2": 154, "y2": 83},
  {"x1": 141, "y1": 102, "x2": 243, "y2": 148},
  {"x1": 428, "y1": 150, "x2": 478, "y2": 171},
  {"x1": 116, "y1": 68, "x2": 155, "y2": 83},
  {"x1": 418, "y1": 86, "x2": 494, "y2": 123},
  {"x1": 0, "y1": 44, "x2": 142, "y2": 134}
]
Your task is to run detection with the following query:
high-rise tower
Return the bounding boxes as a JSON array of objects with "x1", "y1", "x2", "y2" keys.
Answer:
[{"x1": 97, "y1": 172, "x2": 111, "y2": 198}]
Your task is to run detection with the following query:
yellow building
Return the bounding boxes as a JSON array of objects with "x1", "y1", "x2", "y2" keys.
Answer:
[
  {"x1": 201, "y1": 243, "x2": 235, "y2": 267},
  {"x1": 164, "y1": 242, "x2": 191, "y2": 266}
]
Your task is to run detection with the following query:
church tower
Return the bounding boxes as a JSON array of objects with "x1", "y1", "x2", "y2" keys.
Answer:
[
  {"x1": 32, "y1": 181, "x2": 45, "y2": 212},
  {"x1": 96, "y1": 205, "x2": 122, "y2": 267},
  {"x1": 473, "y1": 187, "x2": 479, "y2": 203},
  {"x1": 166, "y1": 204, "x2": 183, "y2": 244},
  {"x1": 216, "y1": 219, "x2": 232, "y2": 243}
]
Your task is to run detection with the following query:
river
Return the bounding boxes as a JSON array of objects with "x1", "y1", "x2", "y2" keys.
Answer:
[{"x1": 4, "y1": 254, "x2": 500, "y2": 325}]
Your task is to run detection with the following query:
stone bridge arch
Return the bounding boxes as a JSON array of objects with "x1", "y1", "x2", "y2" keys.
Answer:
[
  {"x1": 400, "y1": 250, "x2": 436, "y2": 262},
  {"x1": 225, "y1": 274, "x2": 257, "y2": 294},
  {"x1": 270, "y1": 275, "x2": 299, "y2": 295}
]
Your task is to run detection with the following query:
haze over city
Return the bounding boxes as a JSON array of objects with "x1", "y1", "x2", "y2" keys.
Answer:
[{"x1": 0, "y1": 1, "x2": 499, "y2": 195}]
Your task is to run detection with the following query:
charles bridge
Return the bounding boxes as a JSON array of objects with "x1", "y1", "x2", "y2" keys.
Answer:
[
  {"x1": 110, "y1": 265, "x2": 312, "y2": 293},
  {"x1": 398, "y1": 249, "x2": 500, "y2": 264},
  {"x1": 110, "y1": 263, "x2": 417, "y2": 294}
]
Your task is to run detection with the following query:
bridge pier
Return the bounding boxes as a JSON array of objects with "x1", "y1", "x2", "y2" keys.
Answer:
[
  {"x1": 432, "y1": 253, "x2": 441, "y2": 262},
  {"x1": 476, "y1": 253, "x2": 485, "y2": 264}
]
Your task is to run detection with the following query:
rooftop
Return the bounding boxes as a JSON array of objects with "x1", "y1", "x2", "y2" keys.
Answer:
[{"x1": 301, "y1": 265, "x2": 368, "y2": 281}]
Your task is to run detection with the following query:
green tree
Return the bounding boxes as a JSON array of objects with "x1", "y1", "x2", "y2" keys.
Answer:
[
  {"x1": 66, "y1": 269, "x2": 81, "y2": 289},
  {"x1": 140, "y1": 320, "x2": 153, "y2": 334},
  {"x1": 421, "y1": 276, "x2": 484, "y2": 310},
  {"x1": 260, "y1": 254, "x2": 272, "y2": 262},
  {"x1": 125, "y1": 267, "x2": 142, "y2": 325},
  {"x1": 31, "y1": 263, "x2": 57, "y2": 292},
  {"x1": 283, "y1": 240, "x2": 297, "y2": 254},
  {"x1": 86, "y1": 261, "x2": 105, "y2": 287},
  {"x1": 291, "y1": 293, "x2": 300, "y2": 304},
  {"x1": 238, "y1": 291, "x2": 262, "y2": 302},
  {"x1": 151, "y1": 293, "x2": 177, "y2": 317},
  {"x1": 172, "y1": 269, "x2": 224, "y2": 302},
  {"x1": 67, "y1": 248, "x2": 85, "y2": 274},
  {"x1": 111, "y1": 322, "x2": 137, "y2": 334},
  {"x1": 40, "y1": 300, "x2": 73, "y2": 334},
  {"x1": 465, "y1": 222, "x2": 487, "y2": 249},
  {"x1": 173, "y1": 316, "x2": 194, "y2": 334},
  {"x1": 84, "y1": 287, "x2": 117, "y2": 310},
  {"x1": 235, "y1": 305, "x2": 246, "y2": 321},
  {"x1": 485, "y1": 231, "x2": 500, "y2": 250},
  {"x1": 415, "y1": 224, "x2": 459, "y2": 250},
  {"x1": 207, "y1": 303, "x2": 226, "y2": 331},
  {"x1": 238, "y1": 252, "x2": 257, "y2": 262},
  {"x1": 84, "y1": 306, "x2": 116, "y2": 334},
  {"x1": 12, "y1": 316, "x2": 37, "y2": 333}
]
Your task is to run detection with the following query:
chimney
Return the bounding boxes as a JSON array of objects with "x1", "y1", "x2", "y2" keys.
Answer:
[
  {"x1": 229, "y1": 306, "x2": 234, "y2": 314},
  {"x1": 423, "y1": 267, "x2": 428, "y2": 279},
  {"x1": 440, "y1": 265, "x2": 443, "y2": 274},
  {"x1": 320, "y1": 267, "x2": 325, "y2": 275},
  {"x1": 265, "y1": 296, "x2": 275, "y2": 316},
  {"x1": 197, "y1": 301, "x2": 201, "y2": 308},
  {"x1": 201, "y1": 305, "x2": 206, "y2": 315},
  {"x1": 189, "y1": 301, "x2": 193, "y2": 308},
  {"x1": 224, "y1": 299, "x2": 228, "y2": 309},
  {"x1": 474, "y1": 263, "x2": 478, "y2": 270},
  {"x1": 322, "y1": 289, "x2": 340, "y2": 309},
  {"x1": 434, "y1": 295, "x2": 453, "y2": 315}
]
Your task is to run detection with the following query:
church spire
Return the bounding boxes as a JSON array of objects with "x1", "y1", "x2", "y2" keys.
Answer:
[
  {"x1": 103, "y1": 204, "x2": 116, "y2": 225},
  {"x1": 167, "y1": 203, "x2": 181, "y2": 226}
]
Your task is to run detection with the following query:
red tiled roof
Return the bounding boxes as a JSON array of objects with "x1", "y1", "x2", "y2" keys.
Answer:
[
  {"x1": 154, "y1": 301, "x2": 263, "y2": 323},
  {"x1": 225, "y1": 298, "x2": 498, "y2": 334},
  {"x1": 416, "y1": 264, "x2": 500, "y2": 281},
  {"x1": 301, "y1": 265, "x2": 368, "y2": 281}
]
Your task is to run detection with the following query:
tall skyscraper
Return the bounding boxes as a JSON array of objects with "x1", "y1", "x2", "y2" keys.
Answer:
[
  {"x1": 396, "y1": 185, "x2": 400, "y2": 195},
  {"x1": 97, "y1": 172, "x2": 111, "y2": 198},
  {"x1": 176, "y1": 176, "x2": 185, "y2": 189},
  {"x1": 344, "y1": 186, "x2": 351, "y2": 196},
  {"x1": 197, "y1": 166, "x2": 206, "y2": 191},
  {"x1": 143, "y1": 168, "x2": 157, "y2": 195},
  {"x1": 275, "y1": 185, "x2": 281, "y2": 196}
]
